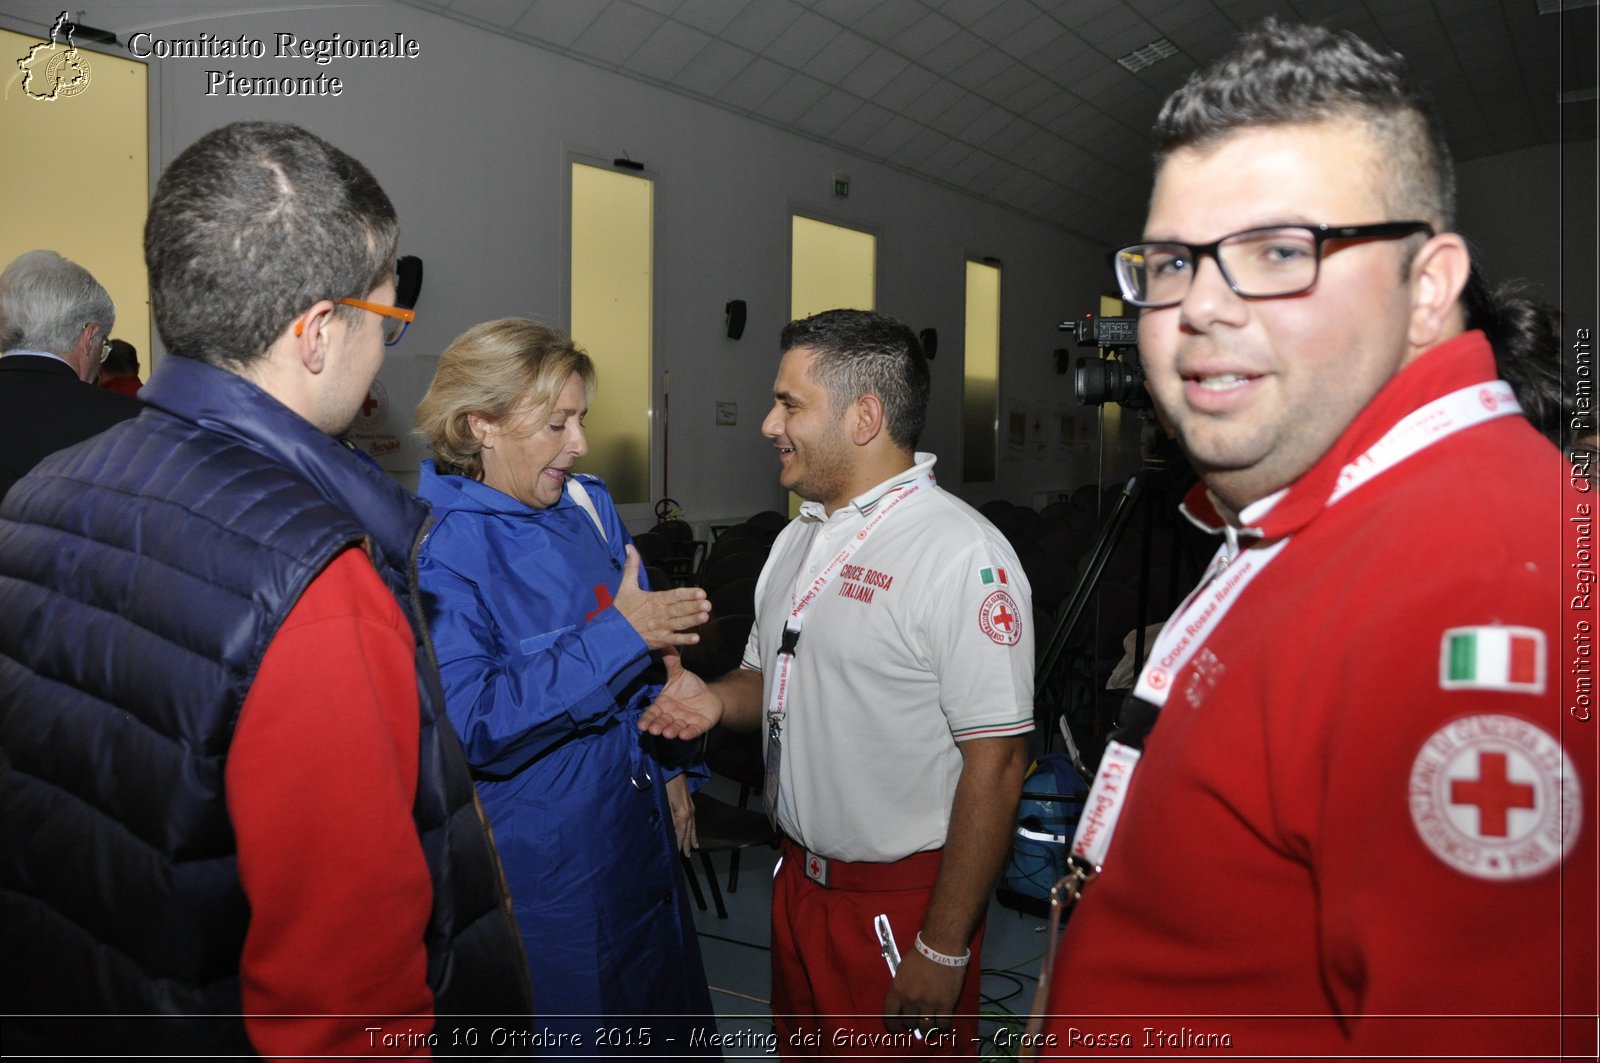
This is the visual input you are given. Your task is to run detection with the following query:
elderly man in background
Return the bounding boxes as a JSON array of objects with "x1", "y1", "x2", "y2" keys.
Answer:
[{"x1": 0, "y1": 250, "x2": 140, "y2": 499}]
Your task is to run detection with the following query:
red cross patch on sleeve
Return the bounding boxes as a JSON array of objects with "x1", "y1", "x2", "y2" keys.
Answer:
[
  {"x1": 1408, "y1": 714, "x2": 1581, "y2": 881},
  {"x1": 979, "y1": 589, "x2": 1022, "y2": 646}
]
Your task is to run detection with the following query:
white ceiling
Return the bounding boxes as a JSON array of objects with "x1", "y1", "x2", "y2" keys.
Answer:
[{"x1": 399, "y1": 0, "x2": 1594, "y2": 246}]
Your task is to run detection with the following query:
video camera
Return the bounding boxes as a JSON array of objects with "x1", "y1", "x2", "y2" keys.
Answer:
[{"x1": 1059, "y1": 314, "x2": 1148, "y2": 408}]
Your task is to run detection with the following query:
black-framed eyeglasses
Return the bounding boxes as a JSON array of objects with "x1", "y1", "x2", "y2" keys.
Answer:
[{"x1": 1113, "y1": 221, "x2": 1435, "y2": 309}]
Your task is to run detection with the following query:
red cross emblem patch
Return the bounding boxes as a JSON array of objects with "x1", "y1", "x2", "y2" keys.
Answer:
[
  {"x1": 1408, "y1": 714, "x2": 1581, "y2": 881},
  {"x1": 979, "y1": 590, "x2": 1022, "y2": 647},
  {"x1": 585, "y1": 584, "x2": 614, "y2": 623}
]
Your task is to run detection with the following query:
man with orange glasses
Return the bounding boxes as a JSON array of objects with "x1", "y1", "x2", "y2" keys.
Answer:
[
  {"x1": 0, "y1": 122, "x2": 528, "y2": 1057},
  {"x1": 1037, "y1": 19, "x2": 1593, "y2": 1059}
]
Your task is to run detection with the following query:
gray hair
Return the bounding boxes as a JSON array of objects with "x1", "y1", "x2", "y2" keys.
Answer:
[{"x1": 0, "y1": 250, "x2": 115, "y2": 355}]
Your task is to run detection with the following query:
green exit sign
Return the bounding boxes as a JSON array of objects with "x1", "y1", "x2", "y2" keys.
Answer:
[{"x1": 832, "y1": 172, "x2": 849, "y2": 197}]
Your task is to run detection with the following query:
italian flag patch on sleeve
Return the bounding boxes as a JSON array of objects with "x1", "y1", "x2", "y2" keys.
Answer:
[
  {"x1": 1439, "y1": 626, "x2": 1545, "y2": 694},
  {"x1": 979, "y1": 566, "x2": 1008, "y2": 586}
]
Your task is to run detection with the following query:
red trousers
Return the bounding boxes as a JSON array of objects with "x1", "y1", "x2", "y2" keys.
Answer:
[{"x1": 770, "y1": 839, "x2": 985, "y2": 1058}]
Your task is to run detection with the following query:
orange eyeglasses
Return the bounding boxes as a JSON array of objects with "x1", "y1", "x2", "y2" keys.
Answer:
[
  {"x1": 337, "y1": 298, "x2": 414, "y2": 346},
  {"x1": 295, "y1": 299, "x2": 416, "y2": 347}
]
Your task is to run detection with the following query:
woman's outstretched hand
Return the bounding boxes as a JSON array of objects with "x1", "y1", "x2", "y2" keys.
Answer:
[{"x1": 613, "y1": 545, "x2": 710, "y2": 650}]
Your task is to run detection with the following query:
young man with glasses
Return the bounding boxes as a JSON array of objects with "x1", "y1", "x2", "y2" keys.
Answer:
[
  {"x1": 1038, "y1": 20, "x2": 1593, "y2": 1057},
  {"x1": 0, "y1": 123, "x2": 529, "y2": 1057},
  {"x1": 0, "y1": 250, "x2": 140, "y2": 501}
]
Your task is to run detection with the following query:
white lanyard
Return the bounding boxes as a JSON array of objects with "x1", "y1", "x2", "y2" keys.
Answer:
[
  {"x1": 761, "y1": 473, "x2": 933, "y2": 825},
  {"x1": 765, "y1": 472, "x2": 933, "y2": 736},
  {"x1": 1070, "y1": 379, "x2": 1521, "y2": 872}
]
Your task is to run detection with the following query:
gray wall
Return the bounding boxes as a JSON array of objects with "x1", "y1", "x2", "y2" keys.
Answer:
[
  {"x1": 4, "y1": 0, "x2": 1589, "y2": 528},
  {"x1": 8, "y1": 0, "x2": 1127, "y2": 530},
  {"x1": 1456, "y1": 140, "x2": 1598, "y2": 332}
]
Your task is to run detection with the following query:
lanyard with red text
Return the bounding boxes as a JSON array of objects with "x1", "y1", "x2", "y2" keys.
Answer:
[
  {"x1": 762, "y1": 472, "x2": 934, "y2": 820},
  {"x1": 1069, "y1": 379, "x2": 1523, "y2": 877}
]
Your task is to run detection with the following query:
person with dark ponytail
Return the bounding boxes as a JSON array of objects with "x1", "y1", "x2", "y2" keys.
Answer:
[{"x1": 1463, "y1": 264, "x2": 1570, "y2": 445}]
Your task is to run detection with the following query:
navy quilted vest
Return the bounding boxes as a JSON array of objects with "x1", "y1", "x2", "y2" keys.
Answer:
[{"x1": 0, "y1": 357, "x2": 529, "y2": 1056}]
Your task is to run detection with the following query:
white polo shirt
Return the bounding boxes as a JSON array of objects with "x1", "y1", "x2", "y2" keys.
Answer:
[{"x1": 742, "y1": 453, "x2": 1035, "y2": 862}]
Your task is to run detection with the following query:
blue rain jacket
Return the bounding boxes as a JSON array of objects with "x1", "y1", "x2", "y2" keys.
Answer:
[{"x1": 417, "y1": 461, "x2": 714, "y2": 1047}]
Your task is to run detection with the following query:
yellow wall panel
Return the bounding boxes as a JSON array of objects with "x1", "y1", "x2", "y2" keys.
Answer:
[
  {"x1": 1, "y1": 29, "x2": 150, "y2": 372},
  {"x1": 790, "y1": 216, "x2": 874, "y2": 320},
  {"x1": 571, "y1": 162, "x2": 653, "y2": 504},
  {"x1": 963, "y1": 260, "x2": 1000, "y2": 483}
]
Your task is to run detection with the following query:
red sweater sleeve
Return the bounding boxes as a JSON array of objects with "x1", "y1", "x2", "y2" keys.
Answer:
[{"x1": 226, "y1": 547, "x2": 435, "y2": 1059}]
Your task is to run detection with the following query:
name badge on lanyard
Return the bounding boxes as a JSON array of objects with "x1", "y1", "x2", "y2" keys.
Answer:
[
  {"x1": 1024, "y1": 379, "x2": 1524, "y2": 1032},
  {"x1": 761, "y1": 474, "x2": 933, "y2": 826},
  {"x1": 1067, "y1": 380, "x2": 1523, "y2": 884}
]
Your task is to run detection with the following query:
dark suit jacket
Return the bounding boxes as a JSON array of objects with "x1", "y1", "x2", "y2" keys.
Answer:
[{"x1": 0, "y1": 354, "x2": 142, "y2": 502}]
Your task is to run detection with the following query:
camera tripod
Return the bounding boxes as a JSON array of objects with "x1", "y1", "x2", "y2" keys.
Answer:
[{"x1": 1034, "y1": 461, "x2": 1200, "y2": 779}]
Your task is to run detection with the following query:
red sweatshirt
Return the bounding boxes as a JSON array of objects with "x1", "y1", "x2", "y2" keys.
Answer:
[
  {"x1": 226, "y1": 547, "x2": 435, "y2": 1059},
  {"x1": 1042, "y1": 333, "x2": 1596, "y2": 1058}
]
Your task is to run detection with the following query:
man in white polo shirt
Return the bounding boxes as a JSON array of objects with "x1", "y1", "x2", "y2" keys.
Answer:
[{"x1": 642, "y1": 308, "x2": 1032, "y2": 1055}]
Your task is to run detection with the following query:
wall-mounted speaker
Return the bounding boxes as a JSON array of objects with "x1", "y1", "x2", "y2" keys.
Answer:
[
  {"x1": 725, "y1": 299, "x2": 747, "y2": 340},
  {"x1": 919, "y1": 327, "x2": 937, "y2": 360},
  {"x1": 396, "y1": 255, "x2": 423, "y2": 310}
]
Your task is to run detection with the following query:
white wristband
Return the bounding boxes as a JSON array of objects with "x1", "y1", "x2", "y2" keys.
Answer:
[{"x1": 914, "y1": 931, "x2": 970, "y2": 968}]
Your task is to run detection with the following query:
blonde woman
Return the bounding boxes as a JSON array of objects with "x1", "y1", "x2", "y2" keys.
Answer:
[{"x1": 414, "y1": 319, "x2": 716, "y2": 1049}]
